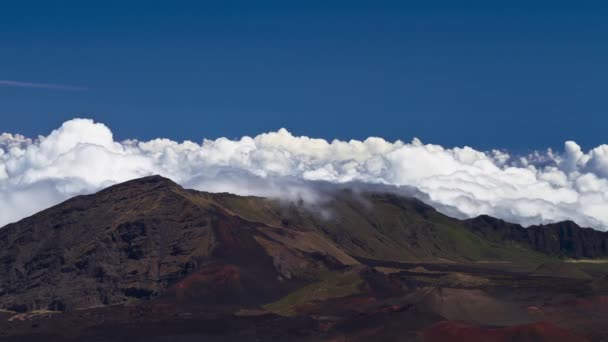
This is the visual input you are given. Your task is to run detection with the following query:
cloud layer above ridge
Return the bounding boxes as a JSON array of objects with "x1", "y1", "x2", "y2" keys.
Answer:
[{"x1": 2, "y1": 118, "x2": 608, "y2": 230}]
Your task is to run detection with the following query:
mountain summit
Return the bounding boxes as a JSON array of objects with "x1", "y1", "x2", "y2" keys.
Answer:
[{"x1": 0, "y1": 175, "x2": 357, "y2": 312}]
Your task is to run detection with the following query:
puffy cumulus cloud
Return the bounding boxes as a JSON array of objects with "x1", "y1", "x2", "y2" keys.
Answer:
[{"x1": 2, "y1": 118, "x2": 608, "y2": 230}]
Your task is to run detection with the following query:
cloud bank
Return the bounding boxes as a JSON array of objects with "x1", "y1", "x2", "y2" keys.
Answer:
[{"x1": 2, "y1": 118, "x2": 608, "y2": 230}]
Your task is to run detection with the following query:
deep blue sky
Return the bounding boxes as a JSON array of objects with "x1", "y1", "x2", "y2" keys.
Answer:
[{"x1": 1, "y1": 1, "x2": 607, "y2": 151}]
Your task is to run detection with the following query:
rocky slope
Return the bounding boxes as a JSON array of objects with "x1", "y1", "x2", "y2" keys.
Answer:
[
  {"x1": 2, "y1": 176, "x2": 607, "y2": 313},
  {"x1": 0, "y1": 176, "x2": 355, "y2": 312}
]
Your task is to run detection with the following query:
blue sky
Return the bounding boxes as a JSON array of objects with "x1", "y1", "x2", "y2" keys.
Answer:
[{"x1": 1, "y1": 1, "x2": 607, "y2": 151}]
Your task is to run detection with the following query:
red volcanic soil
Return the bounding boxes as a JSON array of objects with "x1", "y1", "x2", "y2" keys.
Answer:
[
  {"x1": 420, "y1": 321, "x2": 589, "y2": 342},
  {"x1": 170, "y1": 262, "x2": 242, "y2": 303}
]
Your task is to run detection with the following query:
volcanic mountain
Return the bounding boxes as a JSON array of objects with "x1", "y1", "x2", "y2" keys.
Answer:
[
  {"x1": 0, "y1": 176, "x2": 359, "y2": 312},
  {"x1": 0, "y1": 176, "x2": 607, "y2": 341}
]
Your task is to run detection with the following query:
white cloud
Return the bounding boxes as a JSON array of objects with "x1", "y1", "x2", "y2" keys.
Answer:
[{"x1": 2, "y1": 118, "x2": 608, "y2": 230}]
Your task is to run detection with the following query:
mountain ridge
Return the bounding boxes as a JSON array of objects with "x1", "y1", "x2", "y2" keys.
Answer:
[
  {"x1": 0, "y1": 175, "x2": 606, "y2": 314},
  {"x1": 1, "y1": 175, "x2": 608, "y2": 341},
  {"x1": 464, "y1": 214, "x2": 608, "y2": 259},
  {"x1": 0, "y1": 175, "x2": 357, "y2": 312}
]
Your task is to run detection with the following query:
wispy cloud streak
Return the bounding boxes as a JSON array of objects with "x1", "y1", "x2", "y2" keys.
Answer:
[{"x1": 0, "y1": 80, "x2": 86, "y2": 91}]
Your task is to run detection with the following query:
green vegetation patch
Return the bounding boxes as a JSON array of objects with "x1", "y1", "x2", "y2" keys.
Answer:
[
  {"x1": 263, "y1": 271, "x2": 365, "y2": 316},
  {"x1": 532, "y1": 261, "x2": 592, "y2": 280},
  {"x1": 564, "y1": 260, "x2": 608, "y2": 278}
]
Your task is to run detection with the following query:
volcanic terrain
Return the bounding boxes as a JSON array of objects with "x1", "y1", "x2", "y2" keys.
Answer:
[{"x1": 1, "y1": 176, "x2": 607, "y2": 341}]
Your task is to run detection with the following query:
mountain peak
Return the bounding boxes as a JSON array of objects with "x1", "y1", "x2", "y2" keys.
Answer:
[
  {"x1": 118, "y1": 174, "x2": 177, "y2": 187},
  {"x1": 97, "y1": 175, "x2": 182, "y2": 195}
]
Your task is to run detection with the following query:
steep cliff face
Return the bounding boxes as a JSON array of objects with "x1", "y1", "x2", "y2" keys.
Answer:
[{"x1": 465, "y1": 215, "x2": 608, "y2": 258}]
